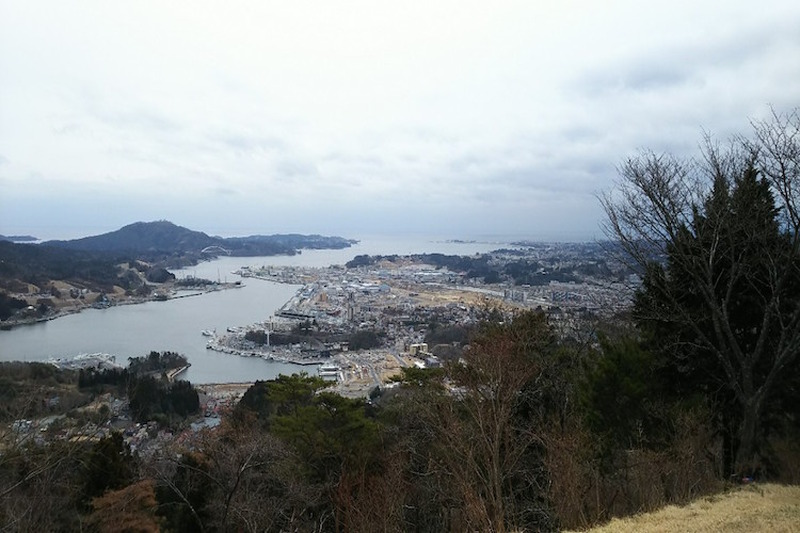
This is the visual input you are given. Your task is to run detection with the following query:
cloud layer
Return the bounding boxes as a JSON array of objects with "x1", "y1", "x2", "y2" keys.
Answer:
[{"x1": 1, "y1": 1, "x2": 799, "y2": 240}]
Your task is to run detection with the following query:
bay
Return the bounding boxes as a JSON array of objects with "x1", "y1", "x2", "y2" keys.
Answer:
[{"x1": 0, "y1": 236, "x2": 509, "y2": 383}]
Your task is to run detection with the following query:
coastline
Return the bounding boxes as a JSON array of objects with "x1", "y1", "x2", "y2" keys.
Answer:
[
  {"x1": 1, "y1": 239, "x2": 505, "y2": 382},
  {"x1": 204, "y1": 338, "x2": 325, "y2": 367},
  {"x1": 0, "y1": 282, "x2": 244, "y2": 331}
]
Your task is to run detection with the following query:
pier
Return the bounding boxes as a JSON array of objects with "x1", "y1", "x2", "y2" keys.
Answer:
[{"x1": 165, "y1": 364, "x2": 190, "y2": 382}]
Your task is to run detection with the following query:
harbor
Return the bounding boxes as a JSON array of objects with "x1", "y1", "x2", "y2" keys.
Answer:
[{"x1": 0, "y1": 240, "x2": 508, "y2": 385}]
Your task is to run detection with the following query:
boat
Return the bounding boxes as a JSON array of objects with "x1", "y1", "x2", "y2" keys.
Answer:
[{"x1": 201, "y1": 329, "x2": 215, "y2": 337}]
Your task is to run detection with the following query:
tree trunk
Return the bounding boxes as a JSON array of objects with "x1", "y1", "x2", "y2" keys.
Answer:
[{"x1": 735, "y1": 399, "x2": 761, "y2": 478}]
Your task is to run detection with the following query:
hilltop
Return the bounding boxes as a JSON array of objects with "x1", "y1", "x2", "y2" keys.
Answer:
[
  {"x1": 574, "y1": 484, "x2": 800, "y2": 533},
  {"x1": 44, "y1": 220, "x2": 218, "y2": 253},
  {"x1": 44, "y1": 220, "x2": 357, "y2": 256},
  {"x1": 0, "y1": 221, "x2": 357, "y2": 324}
]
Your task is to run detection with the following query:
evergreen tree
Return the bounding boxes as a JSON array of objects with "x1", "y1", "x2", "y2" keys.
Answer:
[{"x1": 602, "y1": 110, "x2": 800, "y2": 476}]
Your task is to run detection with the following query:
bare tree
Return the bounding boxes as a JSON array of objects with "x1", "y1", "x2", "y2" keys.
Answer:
[
  {"x1": 87, "y1": 480, "x2": 160, "y2": 533},
  {"x1": 406, "y1": 311, "x2": 555, "y2": 532},
  {"x1": 600, "y1": 108, "x2": 800, "y2": 475},
  {"x1": 150, "y1": 419, "x2": 324, "y2": 533},
  {"x1": 0, "y1": 372, "x2": 103, "y2": 531}
]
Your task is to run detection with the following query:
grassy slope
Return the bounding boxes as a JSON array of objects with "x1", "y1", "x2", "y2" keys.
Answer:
[{"x1": 572, "y1": 484, "x2": 800, "y2": 533}]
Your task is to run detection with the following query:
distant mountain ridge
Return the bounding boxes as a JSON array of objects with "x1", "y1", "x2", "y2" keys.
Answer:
[
  {"x1": 0, "y1": 222, "x2": 356, "y2": 320},
  {"x1": 43, "y1": 220, "x2": 356, "y2": 256},
  {"x1": 45, "y1": 221, "x2": 217, "y2": 253},
  {"x1": 0, "y1": 234, "x2": 38, "y2": 243}
]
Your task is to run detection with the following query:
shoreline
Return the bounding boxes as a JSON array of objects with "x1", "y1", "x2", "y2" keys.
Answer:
[
  {"x1": 204, "y1": 340, "x2": 325, "y2": 367},
  {"x1": 0, "y1": 282, "x2": 243, "y2": 331}
]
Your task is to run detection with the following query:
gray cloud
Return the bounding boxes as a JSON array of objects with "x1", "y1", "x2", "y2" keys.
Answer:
[
  {"x1": 274, "y1": 157, "x2": 319, "y2": 180},
  {"x1": 213, "y1": 186, "x2": 239, "y2": 196},
  {"x1": 209, "y1": 132, "x2": 287, "y2": 155},
  {"x1": 1, "y1": 1, "x2": 798, "y2": 241}
]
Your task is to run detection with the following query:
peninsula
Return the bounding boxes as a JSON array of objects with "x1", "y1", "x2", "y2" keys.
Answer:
[{"x1": 0, "y1": 220, "x2": 357, "y2": 327}]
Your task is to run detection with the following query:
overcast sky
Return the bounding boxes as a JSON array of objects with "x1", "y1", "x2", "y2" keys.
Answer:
[{"x1": 1, "y1": 1, "x2": 799, "y2": 241}]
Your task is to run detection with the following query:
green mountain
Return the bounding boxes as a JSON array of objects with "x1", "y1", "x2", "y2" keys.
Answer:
[
  {"x1": 44, "y1": 221, "x2": 222, "y2": 254},
  {"x1": 43, "y1": 220, "x2": 357, "y2": 256}
]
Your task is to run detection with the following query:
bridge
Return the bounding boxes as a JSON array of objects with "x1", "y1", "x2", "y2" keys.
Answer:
[{"x1": 200, "y1": 245, "x2": 231, "y2": 256}]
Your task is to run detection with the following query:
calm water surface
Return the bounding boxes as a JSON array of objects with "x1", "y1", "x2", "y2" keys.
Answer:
[{"x1": 0, "y1": 236, "x2": 508, "y2": 383}]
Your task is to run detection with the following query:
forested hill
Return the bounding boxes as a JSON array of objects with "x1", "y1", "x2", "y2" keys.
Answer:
[
  {"x1": 0, "y1": 234, "x2": 38, "y2": 243},
  {"x1": 45, "y1": 221, "x2": 219, "y2": 253},
  {"x1": 0, "y1": 222, "x2": 356, "y2": 309},
  {"x1": 0, "y1": 240, "x2": 129, "y2": 287},
  {"x1": 43, "y1": 220, "x2": 357, "y2": 256}
]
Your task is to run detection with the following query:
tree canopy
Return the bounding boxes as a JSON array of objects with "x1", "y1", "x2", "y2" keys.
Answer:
[{"x1": 601, "y1": 108, "x2": 800, "y2": 475}]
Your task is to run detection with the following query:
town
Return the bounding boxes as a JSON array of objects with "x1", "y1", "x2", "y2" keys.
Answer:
[
  {"x1": 204, "y1": 241, "x2": 637, "y2": 397},
  {"x1": 2, "y1": 241, "x2": 637, "y2": 464}
]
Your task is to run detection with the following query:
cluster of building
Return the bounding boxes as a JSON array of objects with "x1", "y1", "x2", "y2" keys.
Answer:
[
  {"x1": 217, "y1": 245, "x2": 637, "y2": 396},
  {"x1": 1, "y1": 244, "x2": 640, "y2": 456},
  {"x1": 4, "y1": 385, "x2": 245, "y2": 458}
]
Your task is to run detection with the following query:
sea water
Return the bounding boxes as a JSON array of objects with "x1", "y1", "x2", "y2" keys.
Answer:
[{"x1": 0, "y1": 236, "x2": 508, "y2": 383}]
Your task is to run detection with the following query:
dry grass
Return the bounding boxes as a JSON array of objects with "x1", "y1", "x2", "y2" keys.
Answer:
[{"x1": 571, "y1": 484, "x2": 800, "y2": 533}]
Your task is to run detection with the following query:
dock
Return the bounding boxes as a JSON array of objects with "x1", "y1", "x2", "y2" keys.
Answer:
[{"x1": 165, "y1": 364, "x2": 190, "y2": 382}]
